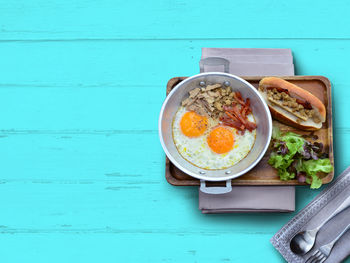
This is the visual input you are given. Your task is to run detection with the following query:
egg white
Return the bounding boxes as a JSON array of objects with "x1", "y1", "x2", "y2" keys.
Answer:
[{"x1": 172, "y1": 107, "x2": 256, "y2": 170}]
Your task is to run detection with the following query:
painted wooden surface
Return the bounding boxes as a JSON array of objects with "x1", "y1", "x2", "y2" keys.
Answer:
[{"x1": 0, "y1": 0, "x2": 350, "y2": 262}]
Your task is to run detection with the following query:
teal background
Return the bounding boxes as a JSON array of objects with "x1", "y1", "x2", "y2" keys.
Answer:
[{"x1": 0, "y1": 0, "x2": 350, "y2": 262}]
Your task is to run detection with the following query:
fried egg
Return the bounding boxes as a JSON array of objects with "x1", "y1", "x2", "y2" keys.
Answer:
[{"x1": 173, "y1": 106, "x2": 256, "y2": 170}]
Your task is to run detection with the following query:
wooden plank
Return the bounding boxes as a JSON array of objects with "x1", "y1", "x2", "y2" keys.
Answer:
[
  {"x1": 0, "y1": 0, "x2": 350, "y2": 40},
  {"x1": 0, "y1": 173, "x2": 312, "y2": 229},
  {"x1": 0, "y1": 133, "x2": 163, "y2": 180},
  {"x1": 0, "y1": 85, "x2": 162, "y2": 130},
  {"x1": 1, "y1": 39, "x2": 350, "y2": 87},
  {"x1": 0, "y1": 232, "x2": 279, "y2": 262}
]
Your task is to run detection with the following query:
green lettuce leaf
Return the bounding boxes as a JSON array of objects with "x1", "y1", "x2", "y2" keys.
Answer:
[
  {"x1": 303, "y1": 158, "x2": 333, "y2": 175},
  {"x1": 268, "y1": 131, "x2": 304, "y2": 173},
  {"x1": 268, "y1": 153, "x2": 294, "y2": 169},
  {"x1": 278, "y1": 169, "x2": 295, "y2": 181},
  {"x1": 309, "y1": 174, "x2": 323, "y2": 189},
  {"x1": 272, "y1": 126, "x2": 282, "y2": 140},
  {"x1": 302, "y1": 159, "x2": 333, "y2": 189},
  {"x1": 268, "y1": 127, "x2": 333, "y2": 189},
  {"x1": 282, "y1": 132, "x2": 305, "y2": 156}
]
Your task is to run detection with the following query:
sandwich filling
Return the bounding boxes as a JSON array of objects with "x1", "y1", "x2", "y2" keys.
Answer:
[{"x1": 259, "y1": 86, "x2": 321, "y2": 124}]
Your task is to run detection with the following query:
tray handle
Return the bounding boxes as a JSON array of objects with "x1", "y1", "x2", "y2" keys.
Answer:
[
  {"x1": 199, "y1": 57, "x2": 230, "y2": 73},
  {"x1": 200, "y1": 180, "x2": 232, "y2": 194}
]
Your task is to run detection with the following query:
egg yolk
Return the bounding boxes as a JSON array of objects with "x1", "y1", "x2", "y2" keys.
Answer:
[
  {"x1": 207, "y1": 126, "x2": 234, "y2": 154},
  {"x1": 180, "y1": 111, "x2": 208, "y2": 138}
]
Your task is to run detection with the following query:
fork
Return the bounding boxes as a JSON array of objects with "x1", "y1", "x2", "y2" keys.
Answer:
[{"x1": 305, "y1": 222, "x2": 350, "y2": 263}]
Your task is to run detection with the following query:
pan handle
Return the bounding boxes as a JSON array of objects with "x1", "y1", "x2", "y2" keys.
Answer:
[
  {"x1": 200, "y1": 180, "x2": 232, "y2": 194},
  {"x1": 199, "y1": 57, "x2": 230, "y2": 73}
]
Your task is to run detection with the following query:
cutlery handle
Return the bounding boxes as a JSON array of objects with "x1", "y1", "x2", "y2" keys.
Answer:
[
  {"x1": 320, "y1": 222, "x2": 350, "y2": 256},
  {"x1": 330, "y1": 223, "x2": 350, "y2": 247},
  {"x1": 317, "y1": 195, "x2": 350, "y2": 230}
]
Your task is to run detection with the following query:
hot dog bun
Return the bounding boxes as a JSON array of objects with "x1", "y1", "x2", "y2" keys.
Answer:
[{"x1": 259, "y1": 77, "x2": 326, "y2": 130}]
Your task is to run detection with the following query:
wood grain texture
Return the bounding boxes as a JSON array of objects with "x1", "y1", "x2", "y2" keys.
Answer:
[
  {"x1": 1, "y1": 0, "x2": 350, "y2": 40},
  {"x1": 165, "y1": 76, "x2": 334, "y2": 186},
  {"x1": 0, "y1": 0, "x2": 350, "y2": 262}
]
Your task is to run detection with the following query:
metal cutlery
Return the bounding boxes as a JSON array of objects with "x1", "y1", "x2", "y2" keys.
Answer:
[
  {"x1": 305, "y1": 222, "x2": 350, "y2": 263},
  {"x1": 290, "y1": 195, "x2": 350, "y2": 255}
]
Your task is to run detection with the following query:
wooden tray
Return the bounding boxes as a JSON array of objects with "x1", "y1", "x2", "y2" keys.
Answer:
[{"x1": 165, "y1": 76, "x2": 334, "y2": 186}]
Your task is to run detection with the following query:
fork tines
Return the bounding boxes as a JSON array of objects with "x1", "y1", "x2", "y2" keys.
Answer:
[{"x1": 305, "y1": 250, "x2": 327, "y2": 263}]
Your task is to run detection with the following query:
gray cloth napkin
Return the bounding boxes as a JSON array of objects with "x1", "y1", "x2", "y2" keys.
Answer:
[
  {"x1": 271, "y1": 166, "x2": 350, "y2": 263},
  {"x1": 199, "y1": 48, "x2": 295, "y2": 213},
  {"x1": 199, "y1": 186, "x2": 295, "y2": 213},
  {"x1": 201, "y1": 47, "x2": 295, "y2": 76}
]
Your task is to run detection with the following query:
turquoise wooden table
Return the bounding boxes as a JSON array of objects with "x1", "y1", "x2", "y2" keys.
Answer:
[{"x1": 1, "y1": 0, "x2": 350, "y2": 262}]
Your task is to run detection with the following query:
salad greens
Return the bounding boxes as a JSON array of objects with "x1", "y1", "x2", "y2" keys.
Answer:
[{"x1": 268, "y1": 127, "x2": 333, "y2": 189}]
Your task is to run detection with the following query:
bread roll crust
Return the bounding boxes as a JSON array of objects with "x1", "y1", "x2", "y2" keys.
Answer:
[
  {"x1": 259, "y1": 77, "x2": 326, "y2": 130},
  {"x1": 269, "y1": 107, "x2": 321, "y2": 131},
  {"x1": 260, "y1": 77, "x2": 326, "y2": 121}
]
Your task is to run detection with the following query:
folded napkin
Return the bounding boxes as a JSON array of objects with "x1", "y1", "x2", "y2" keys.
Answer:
[
  {"x1": 199, "y1": 48, "x2": 295, "y2": 213},
  {"x1": 199, "y1": 186, "x2": 295, "y2": 213},
  {"x1": 201, "y1": 47, "x2": 294, "y2": 76},
  {"x1": 272, "y1": 166, "x2": 350, "y2": 263}
]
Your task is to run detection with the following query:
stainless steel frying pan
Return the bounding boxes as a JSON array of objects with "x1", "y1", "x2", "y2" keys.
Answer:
[{"x1": 159, "y1": 71, "x2": 272, "y2": 194}]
